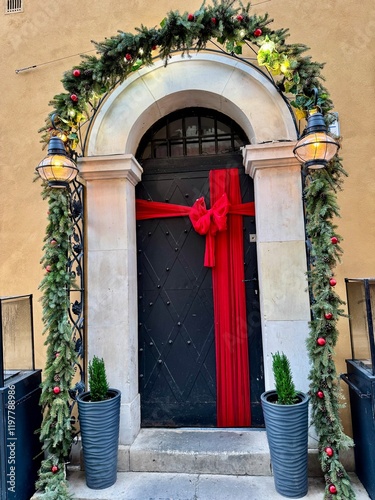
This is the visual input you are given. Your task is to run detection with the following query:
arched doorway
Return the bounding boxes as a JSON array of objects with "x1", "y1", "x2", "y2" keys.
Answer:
[
  {"x1": 80, "y1": 53, "x2": 310, "y2": 446},
  {"x1": 135, "y1": 108, "x2": 264, "y2": 427}
]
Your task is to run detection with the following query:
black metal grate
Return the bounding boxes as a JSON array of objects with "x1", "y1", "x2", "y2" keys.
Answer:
[
  {"x1": 67, "y1": 179, "x2": 86, "y2": 410},
  {"x1": 137, "y1": 107, "x2": 248, "y2": 160},
  {"x1": 6, "y1": 0, "x2": 23, "y2": 13}
]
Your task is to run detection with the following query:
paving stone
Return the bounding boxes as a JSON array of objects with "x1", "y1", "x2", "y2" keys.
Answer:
[
  {"x1": 31, "y1": 429, "x2": 368, "y2": 499},
  {"x1": 64, "y1": 470, "x2": 370, "y2": 500}
]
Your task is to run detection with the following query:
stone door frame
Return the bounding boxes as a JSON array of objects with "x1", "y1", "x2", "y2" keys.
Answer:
[{"x1": 79, "y1": 53, "x2": 311, "y2": 445}]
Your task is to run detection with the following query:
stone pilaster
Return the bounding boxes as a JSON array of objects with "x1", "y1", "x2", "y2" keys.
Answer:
[
  {"x1": 243, "y1": 143, "x2": 311, "y2": 392},
  {"x1": 79, "y1": 154, "x2": 143, "y2": 445}
]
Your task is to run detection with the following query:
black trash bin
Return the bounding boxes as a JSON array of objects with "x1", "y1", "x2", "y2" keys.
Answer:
[
  {"x1": 0, "y1": 295, "x2": 42, "y2": 500},
  {"x1": 342, "y1": 360, "x2": 375, "y2": 500},
  {"x1": 0, "y1": 369, "x2": 42, "y2": 500},
  {"x1": 342, "y1": 278, "x2": 375, "y2": 500}
]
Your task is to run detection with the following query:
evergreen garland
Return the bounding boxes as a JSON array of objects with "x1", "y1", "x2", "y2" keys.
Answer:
[
  {"x1": 39, "y1": 0, "x2": 330, "y2": 151},
  {"x1": 37, "y1": 1, "x2": 355, "y2": 498},
  {"x1": 36, "y1": 187, "x2": 75, "y2": 499},
  {"x1": 305, "y1": 160, "x2": 354, "y2": 499}
]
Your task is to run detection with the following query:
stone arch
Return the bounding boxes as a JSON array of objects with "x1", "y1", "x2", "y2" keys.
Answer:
[
  {"x1": 86, "y1": 52, "x2": 297, "y2": 157},
  {"x1": 80, "y1": 50, "x2": 310, "y2": 446}
]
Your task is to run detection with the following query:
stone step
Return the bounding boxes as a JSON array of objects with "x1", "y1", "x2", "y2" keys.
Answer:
[
  {"x1": 63, "y1": 470, "x2": 370, "y2": 500},
  {"x1": 128, "y1": 428, "x2": 316, "y2": 476},
  {"x1": 32, "y1": 429, "x2": 361, "y2": 499}
]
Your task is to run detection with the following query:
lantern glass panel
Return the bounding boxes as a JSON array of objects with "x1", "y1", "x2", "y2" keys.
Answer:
[
  {"x1": 294, "y1": 132, "x2": 339, "y2": 164},
  {"x1": 37, "y1": 155, "x2": 78, "y2": 184}
]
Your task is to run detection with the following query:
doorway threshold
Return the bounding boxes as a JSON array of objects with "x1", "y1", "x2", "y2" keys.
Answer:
[{"x1": 129, "y1": 428, "x2": 271, "y2": 476}]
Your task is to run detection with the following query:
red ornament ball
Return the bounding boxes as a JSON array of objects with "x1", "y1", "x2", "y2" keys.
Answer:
[
  {"x1": 211, "y1": 17, "x2": 217, "y2": 24},
  {"x1": 188, "y1": 13, "x2": 194, "y2": 21},
  {"x1": 55, "y1": 352, "x2": 60, "y2": 358},
  {"x1": 50, "y1": 239, "x2": 58, "y2": 247},
  {"x1": 331, "y1": 236, "x2": 339, "y2": 245},
  {"x1": 253, "y1": 28, "x2": 263, "y2": 37},
  {"x1": 45, "y1": 265, "x2": 52, "y2": 273},
  {"x1": 152, "y1": 45, "x2": 157, "y2": 51},
  {"x1": 317, "y1": 337, "x2": 326, "y2": 346},
  {"x1": 125, "y1": 53, "x2": 132, "y2": 61},
  {"x1": 324, "y1": 312, "x2": 333, "y2": 320},
  {"x1": 70, "y1": 94, "x2": 78, "y2": 102},
  {"x1": 329, "y1": 484, "x2": 337, "y2": 494},
  {"x1": 317, "y1": 390, "x2": 324, "y2": 399},
  {"x1": 329, "y1": 278, "x2": 337, "y2": 287},
  {"x1": 325, "y1": 446, "x2": 334, "y2": 457},
  {"x1": 51, "y1": 465, "x2": 59, "y2": 474},
  {"x1": 72, "y1": 69, "x2": 81, "y2": 77},
  {"x1": 236, "y1": 14, "x2": 244, "y2": 22},
  {"x1": 53, "y1": 386, "x2": 61, "y2": 395}
]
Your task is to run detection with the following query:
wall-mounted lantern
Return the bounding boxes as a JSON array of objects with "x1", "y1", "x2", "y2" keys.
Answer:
[
  {"x1": 36, "y1": 116, "x2": 78, "y2": 188},
  {"x1": 293, "y1": 89, "x2": 340, "y2": 169}
]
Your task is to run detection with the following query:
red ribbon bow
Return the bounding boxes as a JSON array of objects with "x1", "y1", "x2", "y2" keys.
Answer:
[{"x1": 189, "y1": 193, "x2": 230, "y2": 267}]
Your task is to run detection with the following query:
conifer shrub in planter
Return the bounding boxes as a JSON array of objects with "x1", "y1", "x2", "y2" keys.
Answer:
[
  {"x1": 77, "y1": 356, "x2": 121, "y2": 489},
  {"x1": 261, "y1": 352, "x2": 309, "y2": 499}
]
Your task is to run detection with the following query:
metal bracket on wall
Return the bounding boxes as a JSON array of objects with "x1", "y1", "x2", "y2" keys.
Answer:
[{"x1": 67, "y1": 179, "x2": 86, "y2": 414}]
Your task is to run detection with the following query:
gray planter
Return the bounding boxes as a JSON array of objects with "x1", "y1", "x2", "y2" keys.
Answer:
[
  {"x1": 261, "y1": 390, "x2": 309, "y2": 499},
  {"x1": 77, "y1": 388, "x2": 121, "y2": 489}
]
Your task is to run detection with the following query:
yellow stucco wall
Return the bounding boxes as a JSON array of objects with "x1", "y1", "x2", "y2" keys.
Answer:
[{"x1": 1, "y1": 0, "x2": 374, "y2": 433}]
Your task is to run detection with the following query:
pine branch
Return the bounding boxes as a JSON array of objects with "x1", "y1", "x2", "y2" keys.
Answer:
[
  {"x1": 37, "y1": 2, "x2": 355, "y2": 497},
  {"x1": 35, "y1": 187, "x2": 77, "y2": 496}
]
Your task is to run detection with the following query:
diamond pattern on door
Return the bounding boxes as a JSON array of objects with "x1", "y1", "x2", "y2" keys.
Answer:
[
  {"x1": 137, "y1": 171, "x2": 217, "y2": 426},
  {"x1": 136, "y1": 164, "x2": 264, "y2": 427}
]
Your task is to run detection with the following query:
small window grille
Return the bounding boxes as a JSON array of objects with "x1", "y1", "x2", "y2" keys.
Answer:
[
  {"x1": 137, "y1": 107, "x2": 249, "y2": 160},
  {"x1": 5, "y1": 0, "x2": 23, "y2": 13}
]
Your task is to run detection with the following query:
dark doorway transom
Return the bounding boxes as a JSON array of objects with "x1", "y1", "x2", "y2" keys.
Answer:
[{"x1": 136, "y1": 107, "x2": 249, "y2": 160}]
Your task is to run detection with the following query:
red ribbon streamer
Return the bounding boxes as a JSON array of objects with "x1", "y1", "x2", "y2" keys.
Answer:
[
  {"x1": 136, "y1": 195, "x2": 254, "y2": 268},
  {"x1": 136, "y1": 169, "x2": 253, "y2": 427}
]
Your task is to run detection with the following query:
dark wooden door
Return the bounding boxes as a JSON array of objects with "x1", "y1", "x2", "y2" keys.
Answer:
[{"x1": 136, "y1": 155, "x2": 264, "y2": 427}]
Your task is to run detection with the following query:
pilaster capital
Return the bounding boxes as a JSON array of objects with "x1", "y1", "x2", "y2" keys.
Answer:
[
  {"x1": 78, "y1": 154, "x2": 143, "y2": 186},
  {"x1": 243, "y1": 142, "x2": 300, "y2": 178}
]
